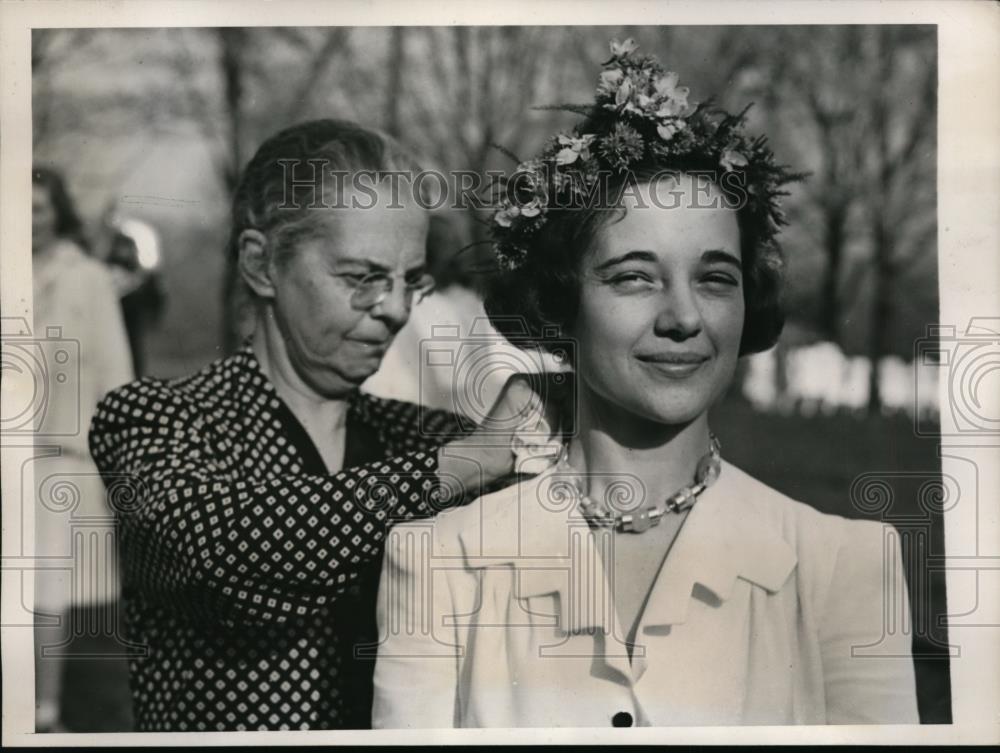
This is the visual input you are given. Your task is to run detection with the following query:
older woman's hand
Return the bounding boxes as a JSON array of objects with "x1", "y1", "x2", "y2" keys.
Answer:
[{"x1": 436, "y1": 372, "x2": 567, "y2": 502}]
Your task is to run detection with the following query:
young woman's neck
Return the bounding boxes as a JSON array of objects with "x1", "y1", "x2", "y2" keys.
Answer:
[
  {"x1": 252, "y1": 308, "x2": 350, "y2": 432},
  {"x1": 567, "y1": 385, "x2": 713, "y2": 503}
]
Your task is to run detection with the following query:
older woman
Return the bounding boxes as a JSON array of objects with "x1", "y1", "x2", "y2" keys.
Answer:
[
  {"x1": 89, "y1": 120, "x2": 550, "y2": 731},
  {"x1": 371, "y1": 41, "x2": 919, "y2": 727}
]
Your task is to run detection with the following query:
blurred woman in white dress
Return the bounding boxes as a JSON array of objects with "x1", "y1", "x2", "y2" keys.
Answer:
[
  {"x1": 371, "y1": 40, "x2": 919, "y2": 728},
  {"x1": 363, "y1": 213, "x2": 563, "y2": 417},
  {"x1": 31, "y1": 167, "x2": 134, "y2": 731}
]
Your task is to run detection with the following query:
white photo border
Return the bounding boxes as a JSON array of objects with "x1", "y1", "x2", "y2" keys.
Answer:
[{"x1": 2, "y1": 0, "x2": 998, "y2": 746}]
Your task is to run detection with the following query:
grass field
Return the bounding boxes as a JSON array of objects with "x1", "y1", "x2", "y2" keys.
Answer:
[{"x1": 51, "y1": 391, "x2": 950, "y2": 730}]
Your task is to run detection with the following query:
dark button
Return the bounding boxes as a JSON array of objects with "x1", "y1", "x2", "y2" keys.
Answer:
[{"x1": 612, "y1": 711, "x2": 633, "y2": 727}]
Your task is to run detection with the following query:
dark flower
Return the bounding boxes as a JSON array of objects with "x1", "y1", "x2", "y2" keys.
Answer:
[{"x1": 598, "y1": 123, "x2": 645, "y2": 171}]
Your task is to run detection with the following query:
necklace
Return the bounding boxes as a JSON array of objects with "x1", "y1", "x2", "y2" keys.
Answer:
[{"x1": 558, "y1": 433, "x2": 722, "y2": 534}]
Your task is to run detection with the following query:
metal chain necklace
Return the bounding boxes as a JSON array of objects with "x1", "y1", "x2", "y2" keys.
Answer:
[{"x1": 558, "y1": 433, "x2": 723, "y2": 534}]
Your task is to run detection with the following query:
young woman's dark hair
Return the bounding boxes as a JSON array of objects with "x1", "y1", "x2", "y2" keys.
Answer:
[{"x1": 483, "y1": 159, "x2": 786, "y2": 360}]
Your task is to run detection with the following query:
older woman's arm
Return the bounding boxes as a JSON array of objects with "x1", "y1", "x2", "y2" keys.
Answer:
[
  {"x1": 88, "y1": 378, "x2": 474, "y2": 628},
  {"x1": 819, "y1": 517, "x2": 921, "y2": 724}
]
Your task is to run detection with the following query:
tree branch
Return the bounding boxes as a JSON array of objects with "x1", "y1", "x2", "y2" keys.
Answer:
[{"x1": 285, "y1": 28, "x2": 351, "y2": 123}]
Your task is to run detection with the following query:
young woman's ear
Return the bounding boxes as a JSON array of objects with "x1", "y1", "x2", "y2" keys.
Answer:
[{"x1": 238, "y1": 229, "x2": 277, "y2": 299}]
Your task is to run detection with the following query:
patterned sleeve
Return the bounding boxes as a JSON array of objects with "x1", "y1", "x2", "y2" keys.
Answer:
[
  {"x1": 362, "y1": 393, "x2": 473, "y2": 452},
  {"x1": 89, "y1": 380, "x2": 460, "y2": 628}
]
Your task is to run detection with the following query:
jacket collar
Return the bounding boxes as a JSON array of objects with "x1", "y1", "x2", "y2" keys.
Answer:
[{"x1": 458, "y1": 461, "x2": 797, "y2": 633}]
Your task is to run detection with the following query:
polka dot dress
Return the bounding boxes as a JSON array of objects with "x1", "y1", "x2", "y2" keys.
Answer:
[{"x1": 88, "y1": 343, "x2": 462, "y2": 730}]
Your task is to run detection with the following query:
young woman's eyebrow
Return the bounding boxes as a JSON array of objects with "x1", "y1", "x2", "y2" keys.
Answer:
[
  {"x1": 701, "y1": 249, "x2": 742, "y2": 269},
  {"x1": 592, "y1": 250, "x2": 659, "y2": 271}
]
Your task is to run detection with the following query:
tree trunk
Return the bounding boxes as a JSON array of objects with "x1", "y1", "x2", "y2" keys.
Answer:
[
  {"x1": 384, "y1": 28, "x2": 405, "y2": 138},
  {"x1": 820, "y1": 201, "x2": 847, "y2": 342},
  {"x1": 867, "y1": 29, "x2": 893, "y2": 416},
  {"x1": 217, "y1": 29, "x2": 247, "y2": 355}
]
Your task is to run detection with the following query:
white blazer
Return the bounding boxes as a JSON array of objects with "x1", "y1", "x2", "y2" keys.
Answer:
[{"x1": 372, "y1": 462, "x2": 920, "y2": 728}]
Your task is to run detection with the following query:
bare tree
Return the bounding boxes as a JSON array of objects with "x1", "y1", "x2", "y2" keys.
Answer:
[
  {"x1": 749, "y1": 26, "x2": 936, "y2": 415},
  {"x1": 771, "y1": 26, "x2": 873, "y2": 344},
  {"x1": 860, "y1": 26, "x2": 937, "y2": 414},
  {"x1": 384, "y1": 27, "x2": 406, "y2": 138},
  {"x1": 164, "y1": 28, "x2": 354, "y2": 351},
  {"x1": 402, "y1": 27, "x2": 578, "y2": 259},
  {"x1": 31, "y1": 29, "x2": 97, "y2": 148}
]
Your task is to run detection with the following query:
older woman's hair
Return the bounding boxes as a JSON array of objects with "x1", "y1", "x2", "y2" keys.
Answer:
[
  {"x1": 228, "y1": 119, "x2": 423, "y2": 272},
  {"x1": 32, "y1": 166, "x2": 90, "y2": 251},
  {"x1": 484, "y1": 159, "x2": 786, "y2": 358}
]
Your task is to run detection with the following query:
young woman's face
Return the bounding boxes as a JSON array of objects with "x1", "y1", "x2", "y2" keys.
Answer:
[
  {"x1": 32, "y1": 184, "x2": 58, "y2": 254},
  {"x1": 573, "y1": 174, "x2": 744, "y2": 427}
]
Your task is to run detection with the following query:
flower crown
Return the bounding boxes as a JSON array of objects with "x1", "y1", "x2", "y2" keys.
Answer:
[{"x1": 489, "y1": 38, "x2": 801, "y2": 271}]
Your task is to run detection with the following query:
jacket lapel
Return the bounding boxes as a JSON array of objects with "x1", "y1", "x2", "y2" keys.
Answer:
[
  {"x1": 639, "y1": 462, "x2": 798, "y2": 629},
  {"x1": 457, "y1": 462, "x2": 798, "y2": 633}
]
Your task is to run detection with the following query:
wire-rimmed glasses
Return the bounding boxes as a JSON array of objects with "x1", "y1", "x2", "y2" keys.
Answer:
[{"x1": 338, "y1": 270, "x2": 436, "y2": 310}]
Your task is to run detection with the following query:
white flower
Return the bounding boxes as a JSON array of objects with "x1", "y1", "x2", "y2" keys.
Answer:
[
  {"x1": 615, "y1": 77, "x2": 634, "y2": 109},
  {"x1": 520, "y1": 201, "x2": 543, "y2": 218},
  {"x1": 609, "y1": 38, "x2": 639, "y2": 58},
  {"x1": 654, "y1": 72, "x2": 682, "y2": 98},
  {"x1": 598, "y1": 68, "x2": 624, "y2": 96},
  {"x1": 494, "y1": 204, "x2": 520, "y2": 227},
  {"x1": 657, "y1": 121, "x2": 680, "y2": 141},
  {"x1": 555, "y1": 148, "x2": 578, "y2": 165},
  {"x1": 655, "y1": 100, "x2": 688, "y2": 118},
  {"x1": 720, "y1": 149, "x2": 749, "y2": 172},
  {"x1": 555, "y1": 134, "x2": 596, "y2": 165},
  {"x1": 653, "y1": 71, "x2": 691, "y2": 117}
]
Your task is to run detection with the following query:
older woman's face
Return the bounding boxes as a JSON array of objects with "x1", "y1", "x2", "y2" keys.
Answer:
[
  {"x1": 573, "y1": 175, "x2": 743, "y2": 427},
  {"x1": 268, "y1": 185, "x2": 429, "y2": 397}
]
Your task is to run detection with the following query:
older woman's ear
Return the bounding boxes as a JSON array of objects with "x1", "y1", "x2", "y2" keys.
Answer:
[{"x1": 238, "y1": 229, "x2": 277, "y2": 299}]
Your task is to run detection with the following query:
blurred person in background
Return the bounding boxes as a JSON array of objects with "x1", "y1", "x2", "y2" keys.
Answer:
[
  {"x1": 364, "y1": 212, "x2": 566, "y2": 415},
  {"x1": 98, "y1": 210, "x2": 167, "y2": 377},
  {"x1": 31, "y1": 166, "x2": 135, "y2": 732},
  {"x1": 88, "y1": 119, "x2": 558, "y2": 731}
]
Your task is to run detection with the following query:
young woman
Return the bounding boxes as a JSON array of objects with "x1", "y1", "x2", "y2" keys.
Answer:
[{"x1": 371, "y1": 40, "x2": 919, "y2": 727}]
